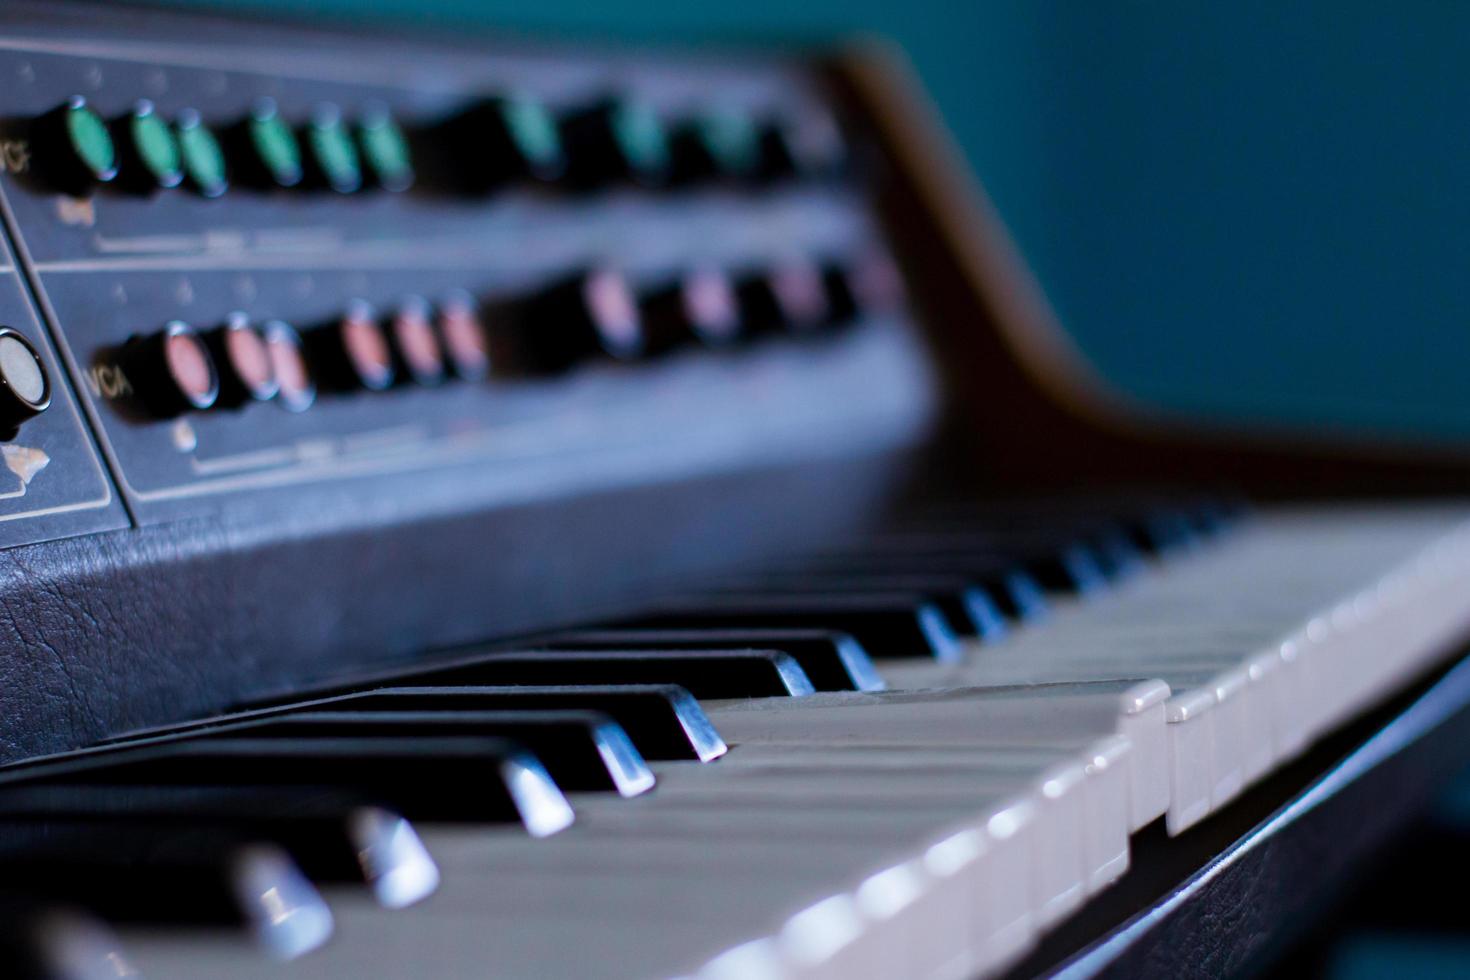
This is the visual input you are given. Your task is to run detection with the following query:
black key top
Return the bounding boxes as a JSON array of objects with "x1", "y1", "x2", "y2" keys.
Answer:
[
  {"x1": 618, "y1": 593, "x2": 963, "y2": 662},
  {"x1": 0, "y1": 897, "x2": 136, "y2": 980},
  {"x1": 530, "y1": 629, "x2": 885, "y2": 691},
  {"x1": 183, "y1": 711, "x2": 655, "y2": 797},
  {"x1": 0, "y1": 829, "x2": 332, "y2": 958},
  {"x1": 696, "y1": 577, "x2": 1008, "y2": 640},
  {"x1": 771, "y1": 554, "x2": 1049, "y2": 621},
  {"x1": 0, "y1": 737, "x2": 574, "y2": 835},
  {"x1": 0, "y1": 784, "x2": 439, "y2": 909},
  {"x1": 121, "y1": 685, "x2": 728, "y2": 763},
  {"x1": 272, "y1": 650, "x2": 815, "y2": 700}
]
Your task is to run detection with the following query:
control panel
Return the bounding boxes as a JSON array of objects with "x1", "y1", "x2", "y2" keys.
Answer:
[{"x1": 0, "y1": 6, "x2": 938, "y2": 531}]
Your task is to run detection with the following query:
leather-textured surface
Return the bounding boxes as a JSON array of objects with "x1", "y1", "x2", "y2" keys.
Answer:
[{"x1": 0, "y1": 451, "x2": 916, "y2": 764}]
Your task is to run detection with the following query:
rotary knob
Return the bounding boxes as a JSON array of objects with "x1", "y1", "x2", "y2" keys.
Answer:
[
  {"x1": 306, "y1": 301, "x2": 395, "y2": 393},
  {"x1": 0, "y1": 328, "x2": 51, "y2": 436},
  {"x1": 204, "y1": 312, "x2": 280, "y2": 408},
  {"x1": 639, "y1": 268, "x2": 742, "y2": 353},
  {"x1": 735, "y1": 259, "x2": 830, "y2": 336},
  {"x1": 120, "y1": 321, "x2": 220, "y2": 418},
  {"x1": 32, "y1": 96, "x2": 119, "y2": 194},
  {"x1": 559, "y1": 98, "x2": 672, "y2": 189},
  {"x1": 514, "y1": 269, "x2": 643, "y2": 371}
]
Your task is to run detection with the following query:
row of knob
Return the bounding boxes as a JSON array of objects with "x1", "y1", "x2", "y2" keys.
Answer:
[
  {"x1": 114, "y1": 254, "x2": 900, "y2": 420},
  {"x1": 33, "y1": 93, "x2": 844, "y2": 198}
]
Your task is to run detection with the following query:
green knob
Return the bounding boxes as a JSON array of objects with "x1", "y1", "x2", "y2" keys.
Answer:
[
  {"x1": 115, "y1": 99, "x2": 183, "y2": 191},
  {"x1": 243, "y1": 98, "x2": 302, "y2": 189},
  {"x1": 37, "y1": 96, "x2": 118, "y2": 193},
  {"x1": 175, "y1": 109, "x2": 228, "y2": 198},
  {"x1": 305, "y1": 103, "x2": 362, "y2": 194},
  {"x1": 356, "y1": 105, "x2": 413, "y2": 192}
]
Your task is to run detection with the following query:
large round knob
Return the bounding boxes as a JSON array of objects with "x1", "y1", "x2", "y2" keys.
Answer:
[
  {"x1": 121, "y1": 321, "x2": 220, "y2": 418},
  {"x1": 559, "y1": 98, "x2": 672, "y2": 189},
  {"x1": 640, "y1": 268, "x2": 742, "y2": 353},
  {"x1": 32, "y1": 96, "x2": 119, "y2": 194},
  {"x1": 0, "y1": 328, "x2": 51, "y2": 435},
  {"x1": 307, "y1": 301, "x2": 395, "y2": 392},
  {"x1": 515, "y1": 269, "x2": 643, "y2": 371}
]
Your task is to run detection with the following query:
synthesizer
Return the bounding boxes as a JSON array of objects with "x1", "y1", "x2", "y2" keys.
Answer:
[{"x1": 0, "y1": 4, "x2": 1467, "y2": 979}]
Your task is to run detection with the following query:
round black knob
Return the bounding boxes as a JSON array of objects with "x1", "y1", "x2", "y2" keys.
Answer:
[
  {"x1": 204, "y1": 312, "x2": 280, "y2": 408},
  {"x1": 174, "y1": 109, "x2": 230, "y2": 198},
  {"x1": 301, "y1": 103, "x2": 363, "y2": 194},
  {"x1": 110, "y1": 99, "x2": 184, "y2": 193},
  {"x1": 436, "y1": 291, "x2": 491, "y2": 381},
  {"x1": 670, "y1": 110, "x2": 760, "y2": 185},
  {"x1": 640, "y1": 268, "x2": 742, "y2": 353},
  {"x1": 0, "y1": 328, "x2": 51, "y2": 435},
  {"x1": 823, "y1": 251, "x2": 906, "y2": 326},
  {"x1": 32, "y1": 96, "x2": 119, "y2": 194},
  {"x1": 230, "y1": 98, "x2": 304, "y2": 190},
  {"x1": 735, "y1": 259, "x2": 831, "y2": 336},
  {"x1": 447, "y1": 96, "x2": 566, "y2": 192},
  {"x1": 387, "y1": 296, "x2": 446, "y2": 386},
  {"x1": 122, "y1": 321, "x2": 220, "y2": 418},
  {"x1": 307, "y1": 300, "x2": 395, "y2": 393},
  {"x1": 559, "y1": 98, "x2": 672, "y2": 189},
  {"x1": 262, "y1": 320, "x2": 315, "y2": 413},
  {"x1": 756, "y1": 111, "x2": 847, "y2": 183},
  {"x1": 516, "y1": 269, "x2": 643, "y2": 371}
]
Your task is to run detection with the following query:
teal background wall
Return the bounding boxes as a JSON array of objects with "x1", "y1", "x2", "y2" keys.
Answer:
[{"x1": 166, "y1": 1, "x2": 1470, "y2": 440}]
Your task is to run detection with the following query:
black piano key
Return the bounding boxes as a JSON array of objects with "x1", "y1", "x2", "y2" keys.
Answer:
[
  {"x1": 274, "y1": 649, "x2": 816, "y2": 700},
  {"x1": 0, "y1": 784, "x2": 439, "y2": 909},
  {"x1": 0, "y1": 829, "x2": 332, "y2": 958},
  {"x1": 120, "y1": 684, "x2": 728, "y2": 763},
  {"x1": 770, "y1": 554, "x2": 1049, "y2": 622},
  {"x1": 182, "y1": 711, "x2": 656, "y2": 797},
  {"x1": 691, "y1": 576, "x2": 1007, "y2": 640},
  {"x1": 617, "y1": 593, "x2": 964, "y2": 662},
  {"x1": 0, "y1": 898, "x2": 136, "y2": 980},
  {"x1": 0, "y1": 737, "x2": 575, "y2": 836},
  {"x1": 528, "y1": 628, "x2": 886, "y2": 691}
]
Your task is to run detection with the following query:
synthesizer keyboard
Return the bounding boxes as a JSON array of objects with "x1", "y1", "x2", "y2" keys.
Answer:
[{"x1": 0, "y1": 4, "x2": 1468, "y2": 979}]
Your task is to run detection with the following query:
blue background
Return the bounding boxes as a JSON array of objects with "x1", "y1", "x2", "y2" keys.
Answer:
[{"x1": 167, "y1": 0, "x2": 1470, "y2": 440}]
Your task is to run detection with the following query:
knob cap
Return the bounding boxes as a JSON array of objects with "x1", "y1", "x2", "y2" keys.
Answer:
[
  {"x1": 670, "y1": 111, "x2": 760, "y2": 185},
  {"x1": 33, "y1": 96, "x2": 119, "y2": 194},
  {"x1": 231, "y1": 98, "x2": 303, "y2": 189},
  {"x1": 302, "y1": 103, "x2": 363, "y2": 194},
  {"x1": 756, "y1": 111, "x2": 847, "y2": 183},
  {"x1": 516, "y1": 269, "x2": 643, "y2": 371},
  {"x1": 735, "y1": 259, "x2": 830, "y2": 336},
  {"x1": 559, "y1": 99, "x2": 671, "y2": 189},
  {"x1": 640, "y1": 268, "x2": 742, "y2": 353},
  {"x1": 387, "y1": 296, "x2": 446, "y2": 386},
  {"x1": 437, "y1": 291, "x2": 491, "y2": 381},
  {"x1": 0, "y1": 328, "x2": 51, "y2": 435},
  {"x1": 122, "y1": 321, "x2": 220, "y2": 418},
  {"x1": 262, "y1": 320, "x2": 315, "y2": 413},
  {"x1": 356, "y1": 103, "x2": 414, "y2": 192},
  {"x1": 111, "y1": 99, "x2": 184, "y2": 193},
  {"x1": 447, "y1": 96, "x2": 566, "y2": 191},
  {"x1": 307, "y1": 301, "x2": 395, "y2": 392},
  {"x1": 175, "y1": 109, "x2": 229, "y2": 198},
  {"x1": 204, "y1": 312, "x2": 280, "y2": 408}
]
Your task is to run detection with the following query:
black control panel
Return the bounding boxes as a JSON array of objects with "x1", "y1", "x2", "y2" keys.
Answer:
[{"x1": 0, "y1": 6, "x2": 938, "y2": 534}]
